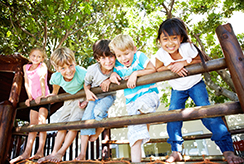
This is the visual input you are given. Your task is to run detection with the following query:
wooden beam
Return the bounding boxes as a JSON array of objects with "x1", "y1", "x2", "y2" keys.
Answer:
[
  {"x1": 0, "y1": 66, "x2": 23, "y2": 163},
  {"x1": 17, "y1": 58, "x2": 227, "y2": 110},
  {"x1": 14, "y1": 101, "x2": 242, "y2": 133},
  {"x1": 102, "y1": 128, "x2": 244, "y2": 144},
  {"x1": 216, "y1": 23, "x2": 244, "y2": 111}
]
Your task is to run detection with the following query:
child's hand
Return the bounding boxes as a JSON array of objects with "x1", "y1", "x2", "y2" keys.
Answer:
[
  {"x1": 125, "y1": 72, "x2": 137, "y2": 89},
  {"x1": 110, "y1": 72, "x2": 121, "y2": 85},
  {"x1": 86, "y1": 90, "x2": 98, "y2": 101},
  {"x1": 100, "y1": 79, "x2": 111, "y2": 92},
  {"x1": 170, "y1": 62, "x2": 188, "y2": 77},
  {"x1": 25, "y1": 98, "x2": 33, "y2": 107},
  {"x1": 35, "y1": 96, "x2": 42, "y2": 104},
  {"x1": 176, "y1": 68, "x2": 188, "y2": 77},
  {"x1": 78, "y1": 100, "x2": 88, "y2": 109}
]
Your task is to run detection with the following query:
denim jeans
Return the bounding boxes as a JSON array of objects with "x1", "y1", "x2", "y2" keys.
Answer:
[
  {"x1": 80, "y1": 95, "x2": 115, "y2": 135},
  {"x1": 167, "y1": 80, "x2": 234, "y2": 152}
]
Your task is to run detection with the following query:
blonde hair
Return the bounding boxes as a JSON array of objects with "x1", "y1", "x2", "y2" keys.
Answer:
[
  {"x1": 50, "y1": 47, "x2": 76, "y2": 69},
  {"x1": 29, "y1": 48, "x2": 47, "y2": 60},
  {"x1": 109, "y1": 34, "x2": 135, "y2": 53}
]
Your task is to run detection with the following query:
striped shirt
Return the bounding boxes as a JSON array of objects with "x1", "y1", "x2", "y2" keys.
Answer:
[{"x1": 114, "y1": 51, "x2": 158, "y2": 104}]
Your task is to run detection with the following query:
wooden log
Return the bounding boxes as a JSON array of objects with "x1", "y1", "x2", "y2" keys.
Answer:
[
  {"x1": 216, "y1": 23, "x2": 244, "y2": 111},
  {"x1": 102, "y1": 128, "x2": 244, "y2": 144},
  {"x1": 14, "y1": 101, "x2": 242, "y2": 133},
  {"x1": 0, "y1": 67, "x2": 23, "y2": 164},
  {"x1": 0, "y1": 101, "x2": 15, "y2": 163},
  {"x1": 17, "y1": 58, "x2": 227, "y2": 110}
]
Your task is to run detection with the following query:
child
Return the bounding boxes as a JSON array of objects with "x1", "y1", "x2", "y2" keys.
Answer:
[
  {"x1": 10, "y1": 48, "x2": 50, "y2": 164},
  {"x1": 37, "y1": 47, "x2": 88, "y2": 163},
  {"x1": 74, "y1": 39, "x2": 116, "y2": 160},
  {"x1": 109, "y1": 34, "x2": 160, "y2": 162},
  {"x1": 155, "y1": 17, "x2": 244, "y2": 164}
]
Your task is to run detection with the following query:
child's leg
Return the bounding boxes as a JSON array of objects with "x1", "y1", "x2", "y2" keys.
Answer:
[
  {"x1": 48, "y1": 130, "x2": 78, "y2": 162},
  {"x1": 37, "y1": 130, "x2": 66, "y2": 163},
  {"x1": 74, "y1": 135, "x2": 89, "y2": 160},
  {"x1": 166, "y1": 89, "x2": 188, "y2": 162},
  {"x1": 190, "y1": 80, "x2": 244, "y2": 163},
  {"x1": 89, "y1": 128, "x2": 105, "y2": 142},
  {"x1": 89, "y1": 95, "x2": 115, "y2": 142},
  {"x1": 30, "y1": 107, "x2": 48, "y2": 159},
  {"x1": 131, "y1": 139, "x2": 142, "y2": 162},
  {"x1": 10, "y1": 110, "x2": 39, "y2": 164}
]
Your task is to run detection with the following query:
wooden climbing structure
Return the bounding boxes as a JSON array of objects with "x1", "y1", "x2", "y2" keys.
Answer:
[{"x1": 0, "y1": 23, "x2": 243, "y2": 164}]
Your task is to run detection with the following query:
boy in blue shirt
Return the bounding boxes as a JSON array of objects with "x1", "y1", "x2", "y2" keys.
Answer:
[
  {"x1": 109, "y1": 34, "x2": 160, "y2": 163},
  {"x1": 38, "y1": 47, "x2": 87, "y2": 163}
]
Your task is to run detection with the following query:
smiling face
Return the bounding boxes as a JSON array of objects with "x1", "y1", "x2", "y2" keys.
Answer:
[
  {"x1": 97, "y1": 54, "x2": 116, "y2": 73},
  {"x1": 159, "y1": 31, "x2": 182, "y2": 56},
  {"x1": 29, "y1": 50, "x2": 44, "y2": 65},
  {"x1": 56, "y1": 62, "x2": 76, "y2": 82},
  {"x1": 113, "y1": 47, "x2": 136, "y2": 67}
]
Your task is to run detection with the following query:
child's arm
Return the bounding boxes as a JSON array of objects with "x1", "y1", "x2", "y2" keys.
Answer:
[
  {"x1": 155, "y1": 58, "x2": 170, "y2": 72},
  {"x1": 110, "y1": 72, "x2": 121, "y2": 85},
  {"x1": 126, "y1": 61, "x2": 156, "y2": 89},
  {"x1": 170, "y1": 54, "x2": 202, "y2": 77},
  {"x1": 84, "y1": 83, "x2": 97, "y2": 101},
  {"x1": 23, "y1": 65, "x2": 33, "y2": 107},
  {"x1": 35, "y1": 63, "x2": 48, "y2": 104},
  {"x1": 50, "y1": 84, "x2": 60, "y2": 96}
]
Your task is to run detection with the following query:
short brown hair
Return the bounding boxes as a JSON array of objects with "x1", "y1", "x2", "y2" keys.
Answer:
[{"x1": 93, "y1": 39, "x2": 114, "y2": 60}]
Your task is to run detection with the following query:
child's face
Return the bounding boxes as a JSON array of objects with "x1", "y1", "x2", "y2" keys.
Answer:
[
  {"x1": 159, "y1": 32, "x2": 182, "y2": 55},
  {"x1": 29, "y1": 50, "x2": 44, "y2": 65},
  {"x1": 97, "y1": 54, "x2": 116, "y2": 72},
  {"x1": 56, "y1": 62, "x2": 76, "y2": 82},
  {"x1": 113, "y1": 47, "x2": 136, "y2": 67}
]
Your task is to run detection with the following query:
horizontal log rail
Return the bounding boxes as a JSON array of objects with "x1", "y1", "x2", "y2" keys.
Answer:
[
  {"x1": 101, "y1": 128, "x2": 244, "y2": 144},
  {"x1": 14, "y1": 101, "x2": 242, "y2": 133},
  {"x1": 17, "y1": 58, "x2": 227, "y2": 110}
]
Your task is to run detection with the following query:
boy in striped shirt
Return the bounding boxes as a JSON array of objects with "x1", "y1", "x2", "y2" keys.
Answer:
[{"x1": 109, "y1": 34, "x2": 160, "y2": 163}]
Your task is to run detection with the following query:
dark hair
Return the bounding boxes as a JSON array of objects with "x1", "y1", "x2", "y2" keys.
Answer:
[
  {"x1": 157, "y1": 18, "x2": 209, "y2": 68},
  {"x1": 93, "y1": 39, "x2": 115, "y2": 60},
  {"x1": 157, "y1": 18, "x2": 189, "y2": 43}
]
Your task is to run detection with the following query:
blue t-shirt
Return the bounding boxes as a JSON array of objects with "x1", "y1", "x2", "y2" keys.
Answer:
[
  {"x1": 50, "y1": 65, "x2": 87, "y2": 94},
  {"x1": 113, "y1": 51, "x2": 158, "y2": 104}
]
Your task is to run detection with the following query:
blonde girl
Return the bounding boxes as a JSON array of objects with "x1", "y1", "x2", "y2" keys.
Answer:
[{"x1": 10, "y1": 48, "x2": 50, "y2": 164}]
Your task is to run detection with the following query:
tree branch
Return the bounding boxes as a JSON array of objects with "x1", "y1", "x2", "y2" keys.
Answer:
[
  {"x1": 168, "y1": 0, "x2": 175, "y2": 18},
  {"x1": 203, "y1": 73, "x2": 238, "y2": 101},
  {"x1": 193, "y1": 33, "x2": 236, "y2": 92}
]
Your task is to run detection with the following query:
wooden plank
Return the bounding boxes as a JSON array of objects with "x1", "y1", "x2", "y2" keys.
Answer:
[
  {"x1": 14, "y1": 102, "x2": 242, "y2": 133},
  {"x1": 17, "y1": 58, "x2": 227, "y2": 110},
  {"x1": 216, "y1": 23, "x2": 244, "y2": 111}
]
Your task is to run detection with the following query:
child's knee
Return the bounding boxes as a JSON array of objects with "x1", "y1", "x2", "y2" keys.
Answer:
[{"x1": 94, "y1": 109, "x2": 107, "y2": 121}]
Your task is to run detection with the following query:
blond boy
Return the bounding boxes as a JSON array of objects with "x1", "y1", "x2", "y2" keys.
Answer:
[
  {"x1": 38, "y1": 47, "x2": 87, "y2": 163},
  {"x1": 109, "y1": 34, "x2": 160, "y2": 162}
]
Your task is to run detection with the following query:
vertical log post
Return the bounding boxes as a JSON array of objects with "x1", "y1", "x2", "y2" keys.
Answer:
[
  {"x1": 0, "y1": 66, "x2": 23, "y2": 163},
  {"x1": 216, "y1": 23, "x2": 244, "y2": 111}
]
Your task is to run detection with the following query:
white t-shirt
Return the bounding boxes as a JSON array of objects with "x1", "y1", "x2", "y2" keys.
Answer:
[{"x1": 155, "y1": 42, "x2": 202, "y2": 91}]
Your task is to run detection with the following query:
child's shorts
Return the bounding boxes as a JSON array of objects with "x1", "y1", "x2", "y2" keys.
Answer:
[
  {"x1": 58, "y1": 98, "x2": 85, "y2": 123},
  {"x1": 126, "y1": 92, "x2": 159, "y2": 147},
  {"x1": 31, "y1": 104, "x2": 50, "y2": 112}
]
